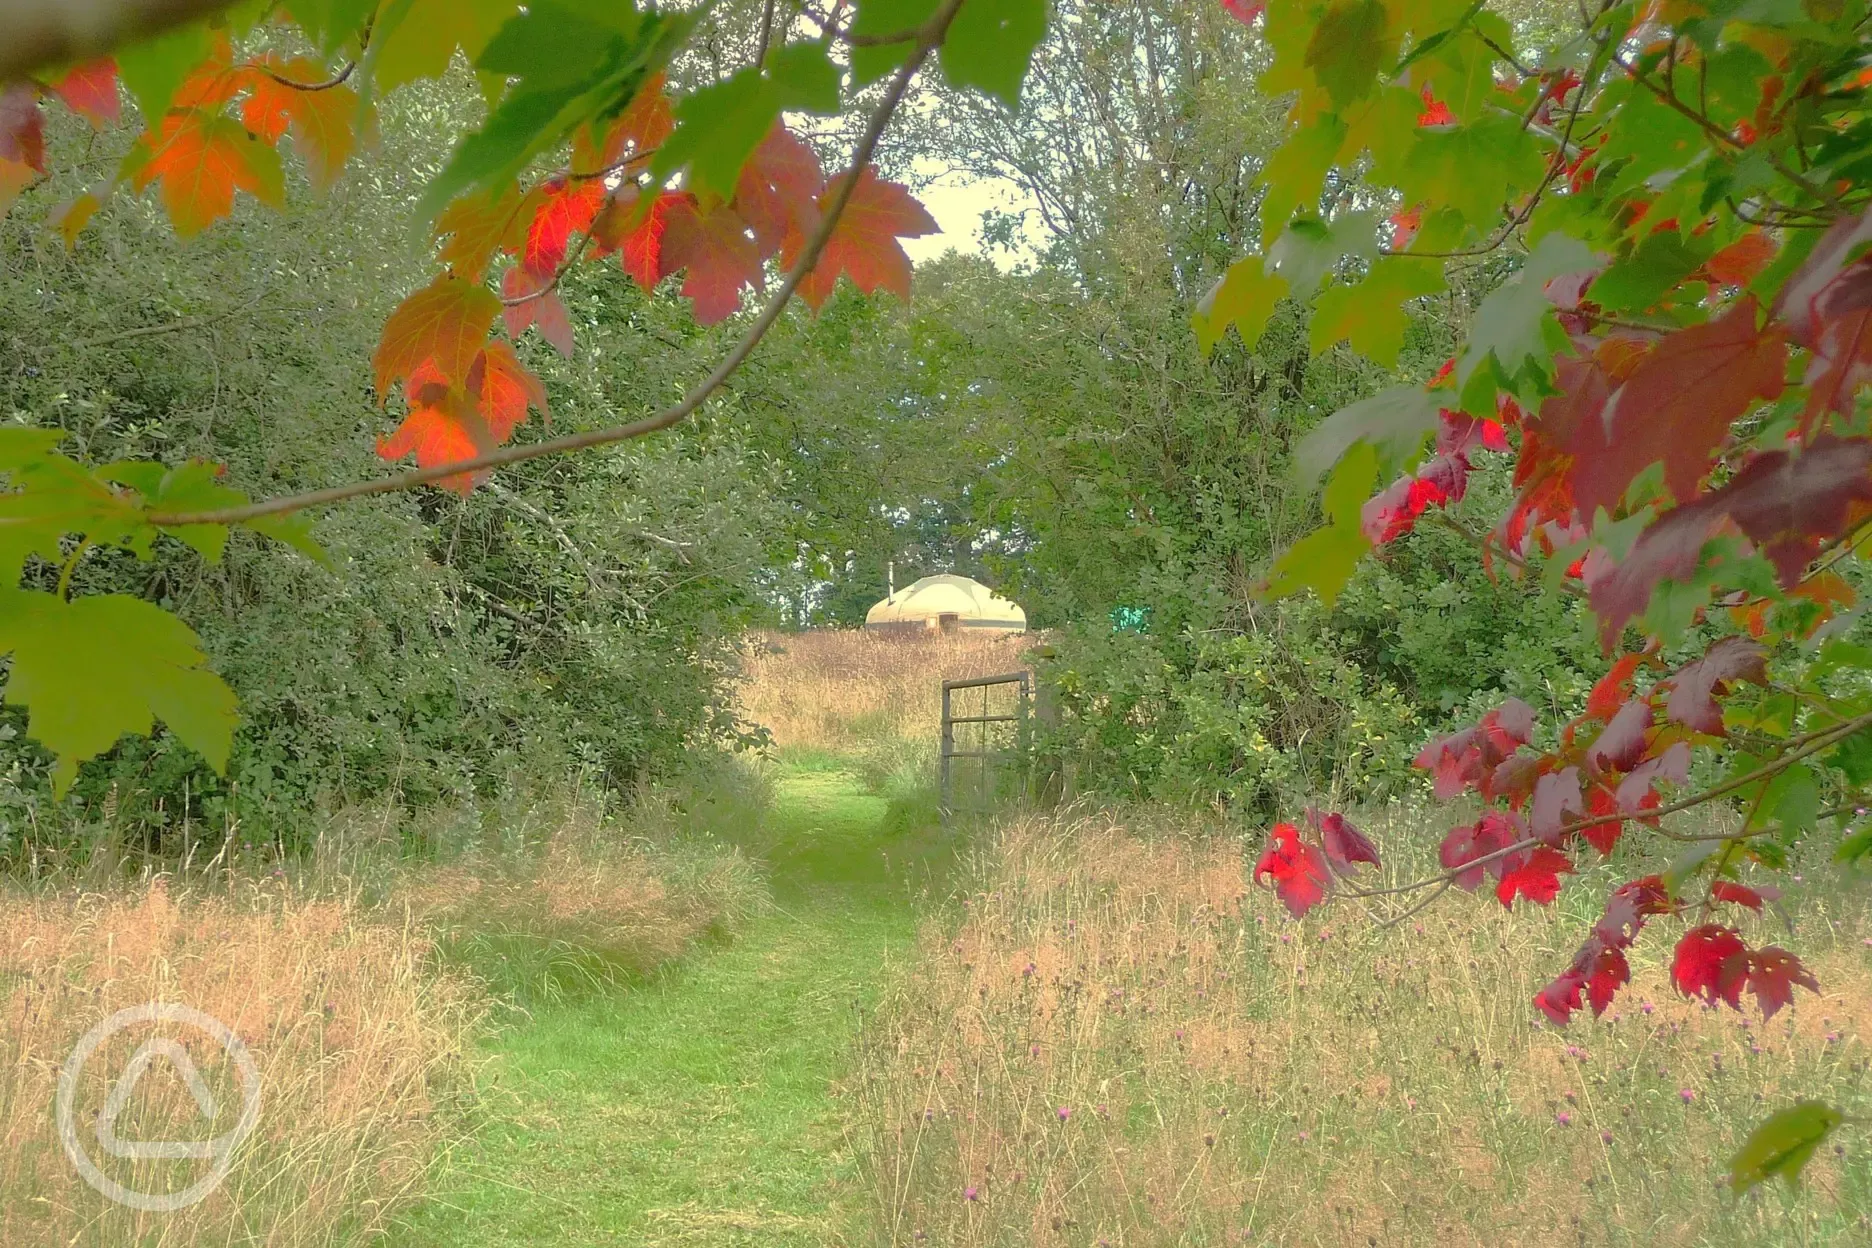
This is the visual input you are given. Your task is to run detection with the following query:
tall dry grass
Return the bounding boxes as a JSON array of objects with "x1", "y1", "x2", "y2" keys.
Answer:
[
  {"x1": 738, "y1": 629, "x2": 1032, "y2": 749},
  {"x1": 1, "y1": 881, "x2": 481, "y2": 1247},
  {"x1": 0, "y1": 771, "x2": 772, "y2": 1245},
  {"x1": 854, "y1": 808, "x2": 1872, "y2": 1246}
]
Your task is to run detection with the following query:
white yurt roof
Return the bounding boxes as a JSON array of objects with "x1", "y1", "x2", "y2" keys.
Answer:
[{"x1": 865, "y1": 574, "x2": 1027, "y2": 630}]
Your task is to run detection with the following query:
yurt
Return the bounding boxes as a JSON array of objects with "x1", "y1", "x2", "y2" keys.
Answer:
[{"x1": 864, "y1": 573, "x2": 1027, "y2": 635}]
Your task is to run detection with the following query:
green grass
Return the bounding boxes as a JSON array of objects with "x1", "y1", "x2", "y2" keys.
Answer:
[{"x1": 395, "y1": 758, "x2": 955, "y2": 1247}]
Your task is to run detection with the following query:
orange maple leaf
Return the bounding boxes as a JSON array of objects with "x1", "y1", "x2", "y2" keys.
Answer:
[
  {"x1": 574, "y1": 72, "x2": 673, "y2": 176},
  {"x1": 789, "y1": 166, "x2": 937, "y2": 310},
  {"x1": 434, "y1": 183, "x2": 528, "y2": 281},
  {"x1": 133, "y1": 111, "x2": 284, "y2": 237},
  {"x1": 241, "y1": 57, "x2": 360, "y2": 191},
  {"x1": 372, "y1": 274, "x2": 500, "y2": 400},
  {"x1": 378, "y1": 345, "x2": 547, "y2": 489}
]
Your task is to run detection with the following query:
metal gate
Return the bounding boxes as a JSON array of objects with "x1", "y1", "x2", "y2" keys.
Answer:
[{"x1": 939, "y1": 671, "x2": 1031, "y2": 821}]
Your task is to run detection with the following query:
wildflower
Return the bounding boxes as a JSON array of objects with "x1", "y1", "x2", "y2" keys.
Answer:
[
  {"x1": 1297, "y1": 1130, "x2": 1310, "y2": 1142},
  {"x1": 1030, "y1": 1044, "x2": 1040, "y2": 1057},
  {"x1": 1057, "y1": 1106, "x2": 1071, "y2": 1121},
  {"x1": 1641, "y1": 1000, "x2": 1654, "y2": 1015},
  {"x1": 1097, "y1": 1103, "x2": 1109, "y2": 1117},
  {"x1": 1280, "y1": 933, "x2": 1292, "y2": 944},
  {"x1": 1601, "y1": 1130, "x2": 1614, "y2": 1144},
  {"x1": 1679, "y1": 1088, "x2": 1696, "y2": 1103},
  {"x1": 1556, "y1": 1111, "x2": 1573, "y2": 1126},
  {"x1": 1023, "y1": 962, "x2": 1035, "y2": 978},
  {"x1": 1319, "y1": 929, "x2": 1332, "y2": 943},
  {"x1": 964, "y1": 1186, "x2": 979, "y2": 1202},
  {"x1": 1828, "y1": 1032, "x2": 1841, "y2": 1045}
]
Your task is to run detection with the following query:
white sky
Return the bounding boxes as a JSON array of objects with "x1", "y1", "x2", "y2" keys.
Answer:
[{"x1": 900, "y1": 159, "x2": 1044, "y2": 269}]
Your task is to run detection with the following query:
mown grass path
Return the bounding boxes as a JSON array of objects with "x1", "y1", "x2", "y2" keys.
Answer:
[{"x1": 398, "y1": 760, "x2": 946, "y2": 1247}]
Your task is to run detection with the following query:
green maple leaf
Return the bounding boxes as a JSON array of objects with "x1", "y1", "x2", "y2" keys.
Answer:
[
  {"x1": 653, "y1": 43, "x2": 841, "y2": 202},
  {"x1": 1397, "y1": 112, "x2": 1545, "y2": 230},
  {"x1": 367, "y1": 0, "x2": 520, "y2": 95},
  {"x1": 1309, "y1": 257, "x2": 1446, "y2": 365},
  {"x1": 850, "y1": 0, "x2": 1048, "y2": 106},
  {"x1": 1729, "y1": 1102, "x2": 1842, "y2": 1194},
  {"x1": 1258, "y1": 115, "x2": 1348, "y2": 247},
  {"x1": 1589, "y1": 229, "x2": 1713, "y2": 314},
  {"x1": 116, "y1": 22, "x2": 214, "y2": 121},
  {"x1": 1194, "y1": 258, "x2": 1289, "y2": 354},
  {"x1": 1267, "y1": 210, "x2": 1382, "y2": 298},
  {"x1": 1304, "y1": 0, "x2": 1397, "y2": 108},
  {"x1": 0, "y1": 590, "x2": 238, "y2": 796},
  {"x1": 421, "y1": 5, "x2": 695, "y2": 219},
  {"x1": 1264, "y1": 441, "x2": 1378, "y2": 605},
  {"x1": 1456, "y1": 232, "x2": 1597, "y2": 395},
  {"x1": 1294, "y1": 384, "x2": 1440, "y2": 480},
  {"x1": 942, "y1": 0, "x2": 1048, "y2": 107}
]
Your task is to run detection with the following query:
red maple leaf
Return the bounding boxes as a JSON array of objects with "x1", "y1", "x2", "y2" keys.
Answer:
[
  {"x1": 522, "y1": 175, "x2": 605, "y2": 278},
  {"x1": 789, "y1": 166, "x2": 938, "y2": 310},
  {"x1": 1664, "y1": 637, "x2": 1767, "y2": 735},
  {"x1": 658, "y1": 195, "x2": 764, "y2": 325},
  {"x1": 736, "y1": 124, "x2": 825, "y2": 257},
  {"x1": 1531, "y1": 767, "x2": 1583, "y2": 843},
  {"x1": 0, "y1": 83, "x2": 45, "y2": 174},
  {"x1": 1416, "y1": 84, "x2": 1455, "y2": 127},
  {"x1": 1578, "y1": 298, "x2": 1787, "y2": 517},
  {"x1": 49, "y1": 59, "x2": 120, "y2": 129},
  {"x1": 371, "y1": 273, "x2": 500, "y2": 398},
  {"x1": 1440, "y1": 811, "x2": 1526, "y2": 891},
  {"x1": 1710, "y1": 880, "x2": 1779, "y2": 912},
  {"x1": 475, "y1": 339, "x2": 549, "y2": 441},
  {"x1": 592, "y1": 186, "x2": 682, "y2": 291},
  {"x1": 1496, "y1": 845, "x2": 1573, "y2": 908},
  {"x1": 1415, "y1": 699, "x2": 1534, "y2": 798},
  {"x1": 378, "y1": 345, "x2": 546, "y2": 486},
  {"x1": 1308, "y1": 808, "x2": 1380, "y2": 874},
  {"x1": 1672, "y1": 924, "x2": 1748, "y2": 1007},
  {"x1": 1595, "y1": 875, "x2": 1671, "y2": 946},
  {"x1": 1745, "y1": 947, "x2": 1819, "y2": 1019},
  {"x1": 1579, "y1": 784, "x2": 1624, "y2": 855},
  {"x1": 501, "y1": 266, "x2": 575, "y2": 357},
  {"x1": 1586, "y1": 696, "x2": 1653, "y2": 775},
  {"x1": 1589, "y1": 435, "x2": 1872, "y2": 645},
  {"x1": 1800, "y1": 260, "x2": 1872, "y2": 432},
  {"x1": 1389, "y1": 205, "x2": 1423, "y2": 251},
  {"x1": 1775, "y1": 206, "x2": 1872, "y2": 346},
  {"x1": 1221, "y1": 0, "x2": 1266, "y2": 23},
  {"x1": 1254, "y1": 822, "x2": 1330, "y2": 918},
  {"x1": 170, "y1": 33, "x2": 253, "y2": 112},
  {"x1": 1585, "y1": 654, "x2": 1643, "y2": 722}
]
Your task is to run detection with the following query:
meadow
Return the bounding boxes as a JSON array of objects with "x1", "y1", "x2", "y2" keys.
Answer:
[{"x1": 3, "y1": 629, "x2": 1870, "y2": 1245}]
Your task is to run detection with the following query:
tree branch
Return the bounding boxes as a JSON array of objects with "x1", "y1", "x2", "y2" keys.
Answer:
[{"x1": 147, "y1": 0, "x2": 967, "y2": 530}]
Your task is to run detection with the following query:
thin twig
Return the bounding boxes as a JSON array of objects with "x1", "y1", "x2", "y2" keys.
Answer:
[{"x1": 147, "y1": 0, "x2": 968, "y2": 529}]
